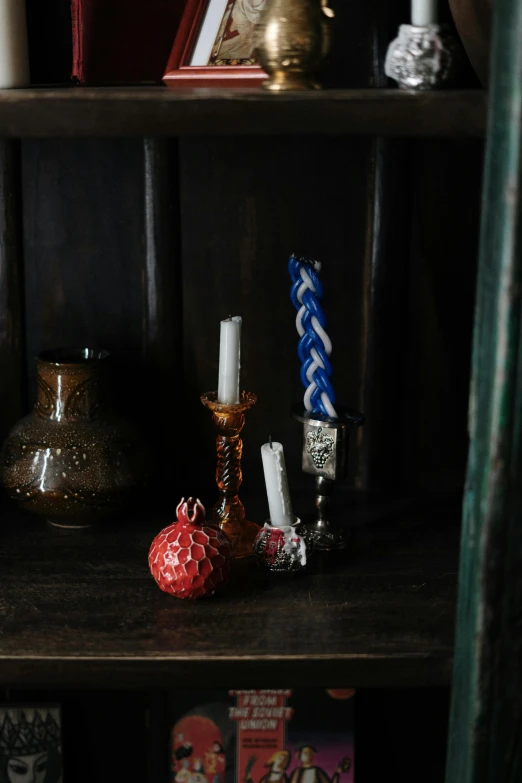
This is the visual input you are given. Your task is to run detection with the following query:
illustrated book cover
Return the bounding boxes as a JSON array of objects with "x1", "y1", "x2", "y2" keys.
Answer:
[
  {"x1": 0, "y1": 705, "x2": 62, "y2": 782},
  {"x1": 169, "y1": 689, "x2": 354, "y2": 783}
]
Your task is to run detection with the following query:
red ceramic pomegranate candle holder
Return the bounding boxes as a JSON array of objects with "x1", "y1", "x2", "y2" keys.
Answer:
[{"x1": 149, "y1": 497, "x2": 233, "y2": 600}]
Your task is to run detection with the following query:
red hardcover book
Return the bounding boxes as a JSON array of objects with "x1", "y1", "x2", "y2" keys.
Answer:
[{"x1": 71, "y1": 0, "x2": 186, "y2": 83}]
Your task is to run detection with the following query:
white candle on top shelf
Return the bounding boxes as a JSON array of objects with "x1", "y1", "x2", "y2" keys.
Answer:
[
  {"x1": 411, "y1": 0, "x2": 436, "y2": 25},
  {"x1": 0, "y1": 0, "x2": 29, "y2": 88},
  {"x1": 217, "y1": 316, "x2": 242, "y2": 405},
  {"x1": 261, "y1": 440, "x2": 295, "y2": 528}
]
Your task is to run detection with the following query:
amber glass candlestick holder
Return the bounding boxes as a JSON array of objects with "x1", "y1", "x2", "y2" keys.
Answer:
[{"x1": 201, "y1": 390, "x2": 260, "y2": 558}]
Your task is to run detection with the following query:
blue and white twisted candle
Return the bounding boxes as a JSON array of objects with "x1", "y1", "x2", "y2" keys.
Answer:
[{"x1": 289, "y1": 255, "x2": 338, "y2": 418}]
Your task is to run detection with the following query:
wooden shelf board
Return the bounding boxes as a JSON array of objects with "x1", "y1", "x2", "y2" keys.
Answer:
[
  {"x1": 0, "y1": 495, "x2": 459, "y2": 688},
  {"x1": 0, "y1": 87, "x2": 486, "y2": 137}
]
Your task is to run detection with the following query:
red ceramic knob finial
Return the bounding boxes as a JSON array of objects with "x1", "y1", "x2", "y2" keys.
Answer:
[{"x1": 149, "y1": 497, "x2": 233, "y2": 599}]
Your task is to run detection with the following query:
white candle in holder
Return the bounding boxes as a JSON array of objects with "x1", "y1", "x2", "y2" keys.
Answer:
[
  {"x1": 261, "y1": 440, "x2": 295, "y2": 528},
  {"x1": 411, "y1": 0, "x2": 436, "y2": 25},
  {"x1": 0, "y1": 0, "x2": 30, "y2": 88},
  {"x1": 217, "y1": 316, "x2": 242, "y2": 405}
]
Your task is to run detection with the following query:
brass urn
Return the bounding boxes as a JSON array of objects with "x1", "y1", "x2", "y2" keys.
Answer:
[{"x1": 256, "y1": 0, "x2": 334, "y2": 91}]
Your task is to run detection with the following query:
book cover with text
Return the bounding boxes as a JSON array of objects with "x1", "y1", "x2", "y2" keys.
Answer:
[{"x1": 170, "y1": 690, "x2": 354, "y2": 783}]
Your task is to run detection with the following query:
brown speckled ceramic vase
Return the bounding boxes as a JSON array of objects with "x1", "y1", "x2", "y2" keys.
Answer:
[{"x1": 1, "y1": 348, "x2": 147, "y2": 528}]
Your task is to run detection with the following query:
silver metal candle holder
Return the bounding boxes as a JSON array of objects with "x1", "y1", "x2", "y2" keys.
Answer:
[
  {"x1": 293, "y1": 405, "x2": 364, "y2": 551},
  {"x1": 253, "y1": 518, "x2": 311, "y2": 574},
  {"x1": 385, "y1": 24, "x2": 457, "y2": 91}
]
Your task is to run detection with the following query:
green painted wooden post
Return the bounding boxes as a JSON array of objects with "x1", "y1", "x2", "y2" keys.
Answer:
[{"x1": 446, "y1": 0, "x2": 522, "y2": 781}]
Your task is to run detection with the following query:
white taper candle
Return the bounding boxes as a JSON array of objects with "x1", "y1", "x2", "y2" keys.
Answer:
[
  {"x1": 411, "y1": 0, "x2": 436, "y2": 25},
  {"x1": 217, "y1": 316, "x2": 242, "y2": 405},
  {"x1": 261, "y1": 441, "x2": 295, "y2": 528},
  {"x1": 0, "y1": 0, "x2": 29, "y2": 88}
]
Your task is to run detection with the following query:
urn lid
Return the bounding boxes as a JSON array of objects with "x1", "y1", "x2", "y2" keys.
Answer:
[{"x1": 37, "y1": 347, "x2": 110, "y2": 366}]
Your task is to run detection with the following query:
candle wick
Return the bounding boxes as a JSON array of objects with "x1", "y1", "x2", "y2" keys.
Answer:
[{"x1": 269, "y1": 434, "x2": 273, "y2": 450}]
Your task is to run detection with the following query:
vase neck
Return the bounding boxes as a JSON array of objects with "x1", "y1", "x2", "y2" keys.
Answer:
[{"x1": 35, "y1": 357, "x2": 108, "y2": 422}]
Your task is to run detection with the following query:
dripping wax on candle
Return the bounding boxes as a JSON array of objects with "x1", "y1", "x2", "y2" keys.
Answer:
[
  {"x1": 217, "y1": 316, "x2": 242, "y2": 405},
  {"x1": 261, "y1": 440, "x2": 295, "y2": 528}
]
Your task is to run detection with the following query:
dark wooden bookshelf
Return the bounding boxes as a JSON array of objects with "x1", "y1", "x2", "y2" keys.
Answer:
[
  {"x1": 0, "y1": 495, "x2": 459, "y2": 689},
  {"x1": 0, "y1": 0, "x2": 515, "y2": 775},
  {"x1": 0, "y1": 87, "x2": 486, "y2": 138}
]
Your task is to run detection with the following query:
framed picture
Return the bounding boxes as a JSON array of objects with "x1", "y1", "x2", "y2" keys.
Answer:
[
  {"x1": 0, "y1": 705, "x2": 63, "y2": 783},
  {"x1": 163, "y1": 0, "x2": 268, "y2": 87}
]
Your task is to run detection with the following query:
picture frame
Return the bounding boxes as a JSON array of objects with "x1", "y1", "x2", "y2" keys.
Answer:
[{"x1": 163, "y1": 0, "x2": 267, "y2": 87}]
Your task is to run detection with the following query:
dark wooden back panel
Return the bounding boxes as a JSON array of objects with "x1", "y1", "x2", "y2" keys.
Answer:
[
  {"x1": 22, "y1": 138, "x2": 146, "y2": 364},
  {"x1": 403, "y1": 139, "x2": 482, "y2": 491},
  {"x1": 0, "y1": 141, "x2": 25, "y2": 438},
  {"x1": 16, "y1": 134, "x2": 481, "y2": 504},
  {"x1": 179, "y1": 135, "x2": 372, "y2": 497},
  {"x1": 20, "y1": 138, "x2": 183, "y2": 496},
  {"x1": 5, "y1": 0, "x2": 482, "y2": 509}
]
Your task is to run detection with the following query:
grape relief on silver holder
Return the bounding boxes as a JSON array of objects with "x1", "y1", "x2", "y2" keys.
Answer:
[
  {"x1": 306, "y1": 426, "x2": 335, "y2": 469},
  {"x1": 384, "y1": 23, "x2": 456, "y2": 91}
]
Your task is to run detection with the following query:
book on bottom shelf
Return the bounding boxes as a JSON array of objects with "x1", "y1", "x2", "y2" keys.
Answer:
[
  {"x1": 0, "y1": 705, "x2": 63, "y2": 782},
  {"x1": 169, "y1": 689, "x2": 355, "y2": 783}
]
